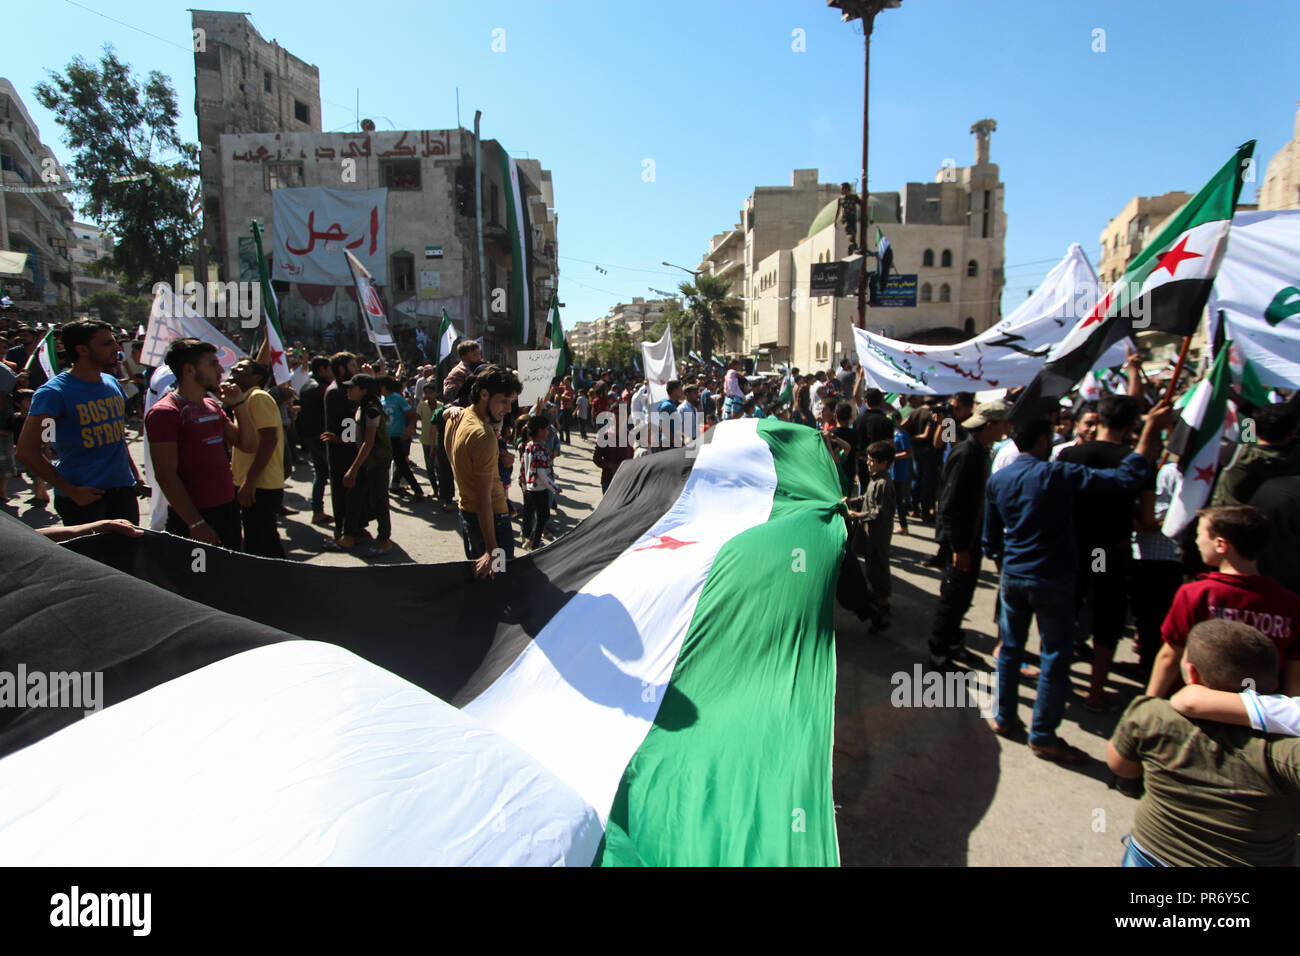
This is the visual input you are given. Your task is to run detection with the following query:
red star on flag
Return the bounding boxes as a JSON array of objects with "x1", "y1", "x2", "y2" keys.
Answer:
[
  {"x1": 1154, "y1": 236, "x2": 1202, "y2": 278},
  {"x1": 634, "y1": 535, "x2": 696, "y2": 552},
  {"x1": 1080, "y1": 288, "x2": 1115, "y2": 328},
  {"x1": 1193, "y1": 463, "x2": 1216, "y2": 484},
  {"x1": 270, "y1": 346, "x2": 284, "y2": 368}
]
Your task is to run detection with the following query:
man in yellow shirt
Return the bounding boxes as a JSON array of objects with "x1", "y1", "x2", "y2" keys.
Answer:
[
  {"x1": 229, "y1": 359, "x2": 285, "y2": 558},
  {"x1": 445, "y1": 364, "x2": 520, "y2": 579}
]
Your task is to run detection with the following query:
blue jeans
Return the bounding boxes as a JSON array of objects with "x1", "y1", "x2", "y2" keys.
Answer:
[
  {"x1": 458, "y1": 509, "x2": 515, "y2": 563},
  {"x1": 996, "y1": 571, "x2": 1077, "y2": 746},
  {"x1": 1122, "y1": 834, "x2": 1165, "y2": 867}
]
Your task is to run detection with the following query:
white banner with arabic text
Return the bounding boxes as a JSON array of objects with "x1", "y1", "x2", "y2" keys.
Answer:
[
  {"x1": 853, "y1": 244, "x2": 1129, "y2": 394},
  {"x1": 272, "y1": 187, "x2": 387, "y2": 286}
]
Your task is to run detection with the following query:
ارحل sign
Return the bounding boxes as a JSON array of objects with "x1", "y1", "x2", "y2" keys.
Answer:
[{"x1": 272, "y1": 187, "x2": 388, "y2": 286}]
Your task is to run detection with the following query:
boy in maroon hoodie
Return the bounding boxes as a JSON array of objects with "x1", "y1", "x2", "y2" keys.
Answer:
[{"x1": 1146, "y1": 505, "x2": 1300, "y2": 698}]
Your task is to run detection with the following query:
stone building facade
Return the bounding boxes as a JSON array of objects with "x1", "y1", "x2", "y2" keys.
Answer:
[
  {"x1": 217, "y1": 128, "x2": 555, "y2": 364},
  {"x1": 1258, "y1": 100, "x2": 1300, "y2": 211},
  {"x1": 192, "y1": 10, "x2": 322, "y2": 282},
  {"x1": 0, "y1": 79, "x2": 74, "y2": 325},
  {"x1": 721, "y1": 120, "x2": 1006, "y2": 372}
]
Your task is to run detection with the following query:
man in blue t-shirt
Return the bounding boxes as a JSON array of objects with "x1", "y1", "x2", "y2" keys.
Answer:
[
  {"x1": 380, "y1": 374, "x2": 422, "y2": 499},
  {"x1": 653, "y1": 380, "x2": 684, "y2": 453},
  {"x1": 17, "y1": 320, "x2": 141, "y2": 526}
]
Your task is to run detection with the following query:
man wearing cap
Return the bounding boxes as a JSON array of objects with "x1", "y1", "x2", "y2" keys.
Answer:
[{"x1": 929, "y1": 399, "x2": 1009, "y2": 670}]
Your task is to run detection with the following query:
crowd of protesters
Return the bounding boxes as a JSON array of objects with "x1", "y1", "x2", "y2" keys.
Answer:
[{"x1": 8, "y1": 314, "x2": 1300, "y2": 867}]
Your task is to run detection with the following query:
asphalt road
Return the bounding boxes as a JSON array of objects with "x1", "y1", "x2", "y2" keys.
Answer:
[{"x1": 11, "y1": 422, "x2": 1150, "y2": 866}]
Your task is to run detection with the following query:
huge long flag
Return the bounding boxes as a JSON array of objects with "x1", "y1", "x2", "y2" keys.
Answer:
[
  {"x1": 1010, "y1": 142, "x2": 1255, "y2": 424},
  {"x1": 0, "y1": 419, "x2": 843, "y2": 866},
  {"x1": 499, "y1": 148, "x2": 533, "y2": 345}
]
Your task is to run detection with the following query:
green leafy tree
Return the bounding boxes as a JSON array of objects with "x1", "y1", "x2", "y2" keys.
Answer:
[
  {"x1": 36, "y1": 46, "x2": 199, "y2": 294},
  {"x1": 607, "y1": 325, "x2": 635, "y2": 370},
  {"x1": 81, "y1": 288, "x2": 150, "y2": 327},
  {"x1": 677, "y1": 274, "x2": 742, "y2": 361}
]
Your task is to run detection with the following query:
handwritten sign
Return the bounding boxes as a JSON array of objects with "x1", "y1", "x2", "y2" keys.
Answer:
[
  {"x1": 515, "y1": 349, "x2": 561, "y2": 407},
  {"x1": 272, "y1": 187, "x2": 388, "y2": 285}
]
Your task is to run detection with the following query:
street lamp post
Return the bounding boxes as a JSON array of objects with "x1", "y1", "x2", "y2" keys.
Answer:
[{"x1": 829, "y1": 0, "x2": 901, "y2": 331}]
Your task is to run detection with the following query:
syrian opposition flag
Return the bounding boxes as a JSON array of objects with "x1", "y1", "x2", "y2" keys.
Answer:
[
  {"x1": 778, "y1": 366, "x2": 795, "y2": 404},
  {"x1": 344, "y1": 248, "x2": 396, "y2": 354},
  {"x1": 249, "y1": 220, "x2": 291, "y2": 385},
  {"x1": 499, "y1": 148, "x2": 533, "y2": 345},
  {"x1": 0, "y1": 419, "x2": 843, "y2": 866},
  {"x1": 1162, "y1": 344, "x2": 1232, "y2": 538},
  {"x1": 875, "y1": 227, "x2": 893, "y2": 278},
  {"x1": 27, "y1": 329, "x2": 59, "y2": 380},
  {"x1": 546, "y1": 294, "x2": 567, "y2": 377},
  {"x1": 433, "y1": 308, "x2": 457, "y2": 391},
  {"x1": 1011, "y1": 142, "x2": 1254, "y2": 424}
]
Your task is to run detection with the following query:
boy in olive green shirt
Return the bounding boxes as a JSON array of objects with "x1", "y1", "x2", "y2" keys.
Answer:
[{"x1": 1108, "y1": 618, "x2": 1300, "y2": 866}]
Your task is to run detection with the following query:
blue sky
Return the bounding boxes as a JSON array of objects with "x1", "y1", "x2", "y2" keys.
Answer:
[{"x1": 11, "y1": 0, "x2": 1300, "y2": 325}]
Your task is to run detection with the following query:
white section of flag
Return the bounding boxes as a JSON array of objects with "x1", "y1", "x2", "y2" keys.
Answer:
[
  {"x1": 463, "y1": 419, "x2": 776, "y2": 842},
  {"x1": 641, "y1": 323, "x2": 677, "y2": 404},
  {"x1": 1161, "y1": 375, "x2": 1219, "y2": 539},
  {"x1": 0, "y1": 642, "x2": 602, "y2": 865},
  {"x1": 1209, "y1": 210, "x2": 1300, "y2": 388}
]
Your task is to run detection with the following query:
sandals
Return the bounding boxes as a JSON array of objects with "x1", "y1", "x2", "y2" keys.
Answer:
[
  {"x1": 323, "y1": 538, "x2": 353, "y2": 552},
  {"x1": 362, "y1": 544, "x2": 393, "y2": 558}
]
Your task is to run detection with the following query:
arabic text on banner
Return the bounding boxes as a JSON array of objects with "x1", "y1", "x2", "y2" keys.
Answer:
[
  {"x1": 272, "y1": 187, "x2": 388, "y2": 286},
  {"x1": 516, "y1": 349, "x2": 561, "y2": 407},
  {"x1": 852, "y1": 244, "x2": 1128, "y2": 395}
]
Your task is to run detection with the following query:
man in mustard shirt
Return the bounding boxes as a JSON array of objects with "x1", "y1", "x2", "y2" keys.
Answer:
[
  {"x1": 445, "y1": 364, "x2": 520, "y2": 579},
  {"x1": 229, "y1": 359, "x2": 285, "y2": 557}
]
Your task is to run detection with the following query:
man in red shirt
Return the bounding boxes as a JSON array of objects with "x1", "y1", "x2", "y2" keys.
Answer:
[
  {"x1": 145, "y1": 338, "x2": 258, "y2": 549},
  {"x1": 1147, "y1": 504, "x2": 1300, "y2": 698}
]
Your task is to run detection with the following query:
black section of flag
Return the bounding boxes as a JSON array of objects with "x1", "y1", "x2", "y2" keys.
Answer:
[{"x1": 0, "y1": 431, "x2": 714, "y2": 759}]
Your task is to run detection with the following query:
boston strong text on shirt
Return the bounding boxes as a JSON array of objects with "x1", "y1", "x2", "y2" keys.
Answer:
[{"x1": 28, "y1": 371, "x2": 135, "y2": 493}]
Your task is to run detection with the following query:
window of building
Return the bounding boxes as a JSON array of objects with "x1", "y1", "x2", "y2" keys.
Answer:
[
  {"x1": 921, "y1": 283, "x2": 932, "y2": 303},
  {"x1": 391, "y1": 253, "x2": 415, "y2": 294},
  {"x1": 264, "y1": 72, "x2": 272, "y2": 93},
  {"x1": 941, "y1": 249, "x2": 952, "y2": 268},
  {"x1": 939, "y1": 283, "x2": 951, "y2": 303},
  {"x1": 294, "y1": 99, "x2": 310, "y2": 124},
  {"x1": 967, "y1": 259, "x2": 979, "y2": 277},
  {"x1": 964, "y1": 317, "x2": 976, "y2": 336},
  {"x1": 265, "y1": 162, "x2": 304, "y2": 190},
  {"x1": 490, "y1": 183, "x2": 500, "y2": 225},
  {"x1": 381, "y1": 159, "x2": 421, "y2": 190},
  {"x1": 922, "y1": 249, "x2": 934, "y2": 268}
]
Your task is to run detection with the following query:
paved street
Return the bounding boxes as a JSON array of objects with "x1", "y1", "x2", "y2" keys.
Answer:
[{"x1": 12, "y1": 422, "x2": 1148, "y2": 866}]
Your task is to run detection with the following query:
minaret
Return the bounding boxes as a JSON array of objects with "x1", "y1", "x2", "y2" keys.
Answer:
[{"x1": 971, "y1": 118, "x2": 997, "y2": 166}]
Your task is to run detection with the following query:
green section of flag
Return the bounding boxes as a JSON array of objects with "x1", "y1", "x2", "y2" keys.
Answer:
[
  {"x1": 549, "y1": 295, "x2": 566, "y2": 377},
  {"x1": 249, "y1": 221, "x2": 282, "y2": 345},
  {"x1": 594, "y1": 420, "x2": 843, "y2": 866}
]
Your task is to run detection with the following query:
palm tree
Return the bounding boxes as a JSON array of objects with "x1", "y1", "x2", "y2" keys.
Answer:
[{"x1": 677, "y1": 273, "x2": 742, "y2": 361}]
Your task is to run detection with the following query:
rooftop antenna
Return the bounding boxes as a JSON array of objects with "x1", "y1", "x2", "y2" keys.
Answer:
[
  {"x1": 355, "y1": 89, "x2": 359, "y2": 131},
  {"x1": 456, "y1": 87, "x2": 461, "y2": 129}
]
